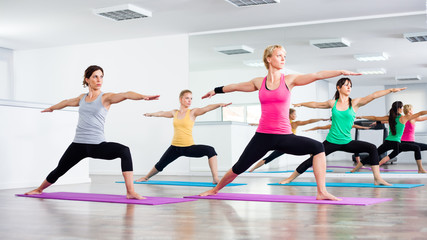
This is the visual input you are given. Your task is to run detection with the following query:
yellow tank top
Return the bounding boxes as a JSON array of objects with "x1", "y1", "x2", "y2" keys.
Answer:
[
  {"x1": 171, "y1": 109, "x2": 195, "y2": 147},
  {"x1": 291, "y1": 120, "x2": 297, "y2": 134}
]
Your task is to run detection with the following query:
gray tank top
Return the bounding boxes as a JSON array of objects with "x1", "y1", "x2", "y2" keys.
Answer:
[{"x1": 73, "y1": 92, "x2": 108, "y2": 144}]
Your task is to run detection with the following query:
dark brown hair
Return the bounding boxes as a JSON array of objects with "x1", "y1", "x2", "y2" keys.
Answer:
[
  {"x1": 83, "y1": 65, "x2": 104, "y2": 87},
  {"x1": 388, "y1": 101, "x2": 403, "y2": 135},
  {"x1": 334, "y1": 78, "x2": 352, "y2": 108}
]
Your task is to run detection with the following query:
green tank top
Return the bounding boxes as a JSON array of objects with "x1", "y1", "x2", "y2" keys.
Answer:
[
  {"x1": 326, "y1": 100, "x2": 356, "y2": 145},
  {"x1": 385, "y1": 115, "x2": 405, "y2": 142}
]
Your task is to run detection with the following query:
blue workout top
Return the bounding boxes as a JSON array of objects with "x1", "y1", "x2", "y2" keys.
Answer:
[{"x1": 73, "y1": 92, "x2": 108, "y2": 144}]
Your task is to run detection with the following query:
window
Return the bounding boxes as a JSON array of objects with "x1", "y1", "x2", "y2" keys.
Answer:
[{"x1": 221, "y1": 103, "x2": 261, "y2": 124}]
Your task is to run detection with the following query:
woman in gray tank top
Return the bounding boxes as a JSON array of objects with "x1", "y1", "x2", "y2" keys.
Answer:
[{"x1": 25, "y1": 65, "x2": 159, "y2": 200}]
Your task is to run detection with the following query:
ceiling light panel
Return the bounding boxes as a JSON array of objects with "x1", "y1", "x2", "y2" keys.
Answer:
[
  {"x1": 356, "y1": 68, "x2": 387, "y2": 75},
  {"x1": 244, "y1": 60, "x2": 264, "y2": 67},
  {"x1": 396, "y1": 75, "x2": 421, "y2": 81},
  {"x1": 225, "y1": 0, "x2": 280, "y2": 7},
  {"x1": 354, "y1": 52, "x2": 389, "y2": 62},
  {"x1": 94, "y1": 4, "x2": 152, "y2": 21},
  {"x1": 310, "y1": 38, "x2": 350, "y2": 49},
  {"x1": 215, "y1": 45, "x2": 254, "y2": 55},
  {"x1": 403, "y1": 32, "x2": 427, "y2": 42}
]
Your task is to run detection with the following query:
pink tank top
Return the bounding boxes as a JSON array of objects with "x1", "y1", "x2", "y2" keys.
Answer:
[
  {"x1": 401, "y1": 121, "x2": 415, "y2": 142},
  {"x1": 257, "y1": 74, "x2": 292, "y2": 134}
]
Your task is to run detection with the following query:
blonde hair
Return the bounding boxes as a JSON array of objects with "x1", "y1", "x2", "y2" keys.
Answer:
[
  {"x1": 263, "y1": 45, "x2": 285, "y2": 69},
  {"x1": 403, "y1": 104, "x2": 412, "y2": 115},
  {"x1": 179, "y1": 89, "x2": 192, "y2": 98}
]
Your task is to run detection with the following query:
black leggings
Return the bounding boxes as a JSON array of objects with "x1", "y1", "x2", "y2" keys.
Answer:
[
  {"x1": 232, "y1": 133, "x2": 324, "y2": 175},
  {"x1": 296, "y1": 140, "x2": 379, "y2": 174},
  {"x1": 46, "y1": 142, "x2": 133, "y2": 184},
  {"x1": 154, "y1": 145, "x2": 217, "y2": 171},
  {"x1": 378, "y1": 140, "x2": 422, "y2": 160},
  {"x1": 264, "y1": 150, "x2": 285, "y2": 164}
]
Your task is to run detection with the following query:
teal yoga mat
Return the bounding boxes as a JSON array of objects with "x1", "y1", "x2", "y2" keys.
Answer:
[
  {"x1": 250, "y1": 170, "x2": 333, "y2": 173},
  {"x1": 268, "y1": 182, "x2": 424, "y2": 188},
  {"x1": 346, "y1": 171, "x2": 419, "y2": 174},
  {"x1": 116, "y1": 180, "x2": 247, "y2": 187}
]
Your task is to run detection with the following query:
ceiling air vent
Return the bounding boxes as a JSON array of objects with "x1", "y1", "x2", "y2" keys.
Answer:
[
  {"x1": 310, "y1": 38, "x2": 350, "y2": 49},
  {"x1": 396, "y1": 75, "x2": 421, "y2": 81},
  {"x1": 215, "y1": 45, "x2": 254, "y2": 55},
  {"x1": 225, "y1": 0, "x2": 280, "y2": 7},
  {"x1": 93, "y1": 4, "x2": 152, "y2": 21},
  {"x1": 403, "y1": 32, "x2": 427, "y2": 42}
]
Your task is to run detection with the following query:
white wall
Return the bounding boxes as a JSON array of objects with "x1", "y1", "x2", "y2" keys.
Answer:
[
  {"x1": 7, "y1": 34, "x2": 189, "y2": 189},
  {"x1": 0, "y1": 102, "x2": 89, "y2": 190},
  {"x1": 0, "y1": 47, "x2": 13, "y2": 99}
]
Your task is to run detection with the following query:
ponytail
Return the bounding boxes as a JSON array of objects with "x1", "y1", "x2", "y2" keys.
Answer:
[{"x1": 388, "y1": 101, "x2": 403, "y2": 135}]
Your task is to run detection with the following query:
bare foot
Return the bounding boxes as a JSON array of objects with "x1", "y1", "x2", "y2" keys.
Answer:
[
  {"x1": 213, "y1": 178, "x2": 220, "y2": 184},
  {"x1": 25, "y1": 189, "x2": 43, "y2": 195},
  {"x1": 135, "y1": 177, "x2": 149, "y2": 182},
  {"x1": 374, "y1": 179, "x2": 392, "y2": 186},
  {"x1": 316, "y1": 192, "x2": 341, "y2": 201},
  {"x1": 350, "y1": 162, "x2": 363, "y2": 173},
  {"x1": 199, "y1": 189, "x2": 218, "y2": 196},
  {"x1": 279, "y1": 178, "x2": 293, "y2": 184},
  {"x1": 127, "y1": 192, "x2": 145, "y2": 200},
  {"x1": 418, "y1": 169, "x2": 427, "y2": 173}
]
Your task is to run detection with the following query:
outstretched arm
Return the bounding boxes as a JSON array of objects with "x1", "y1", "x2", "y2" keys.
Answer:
[
  {"x1": 356, "y1": 115, "x2": 389, "y2": 121},
  {"x1": 287, "y1": 70, "x2": 361, "y2": 88},
  {"x1": 403, "y1": 111, "x2": 427, "y2": 122},
  {"x1": 41, "y1": 94, "x2": 84, "y2": 112},
  {"x1": 304, "y1": 125, "x2": 331, "y2": 132},
  {"x1": 193, "y1": 103, "x2": 232, "y2": 117},
  {"x1": 104, "y1": 91, "x2": 160, "y2": 107},
  {"x1": 144, "y1": 110, "x2": 175, "y2": 118},
  {"x1": 202, "y1": 78, "x2": 260, "y2": 99},
  {"x1": 353, "y1": 87, "x2": 406, "y2": 108},
  {"x1": 294, "y1": 118, "x2": 330, "y2": 127},
  {"x1": 415, "y1": 116, "x2": 427, "y2": 122},
  {"x1": 352, "y1": 125, "x2": 371, "y2": 130},
  {"x1": 293, "y1": 99, "x2": 334, "y2": 109}
]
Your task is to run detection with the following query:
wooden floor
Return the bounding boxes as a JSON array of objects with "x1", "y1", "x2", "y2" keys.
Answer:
[{"x1": 2, "y1": 162, "x2": 427, "y2": 240}]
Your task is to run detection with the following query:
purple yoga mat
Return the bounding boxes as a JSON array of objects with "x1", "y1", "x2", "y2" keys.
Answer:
[
  {"x1": 16, "y1": 192, "x2": 197, "y2": 205},
  {"x1": 327, "y1": 165, "x2": 417, "y2": 172},
  {"x1": 184, "y1": 193, "x2": 392, "y2": 206}
]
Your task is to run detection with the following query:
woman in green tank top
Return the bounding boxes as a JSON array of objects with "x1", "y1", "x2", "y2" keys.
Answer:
[
  {"x1": 279, "y1": 78, "x2": 405, "y2": 186},
  {"x1": 357, "y1": 101, "x2": 427, "y2": 173}
]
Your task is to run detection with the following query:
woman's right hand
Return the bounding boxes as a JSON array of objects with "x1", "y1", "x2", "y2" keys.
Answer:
[
  {"x1": 41, "y1": 108, "x2": 53, "y2": 113},
  {"x1": 202, "y1": 90, "x2": 216, "y2": 99}
]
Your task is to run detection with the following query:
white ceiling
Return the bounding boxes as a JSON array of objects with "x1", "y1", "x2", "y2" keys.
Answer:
[{"x1": 1, "y1": 0, "x2": 426, "y2": 85}]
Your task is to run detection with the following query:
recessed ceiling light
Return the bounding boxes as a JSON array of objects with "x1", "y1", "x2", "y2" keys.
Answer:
[
  {"x1": 309, "y1": 38, "x2": 350, "y2": 49},
  {"x1": 396, "y1": 75, "x2": 421, "y2": 81},
  {"x1": 243, "y1": 60, "x2": 264, "y2": 67},
  {"x1": 93, "y1": 4, "x2": 152, "y2": 21},
  {"x1": 225, "y1": 0, "x2": 280, "y2": 7},
  {"x1": 357, "y1": 68, "x2": 387, "y2": 75},
  {"x1": 215, "y1": 45, "x2": 254, "y2": 55},
  {"x1": 403, "y1": 32, "x2": 427, "y2": 42},
  {"x1": 354, "y1": 52, "x2": 389, "y2": 62}
]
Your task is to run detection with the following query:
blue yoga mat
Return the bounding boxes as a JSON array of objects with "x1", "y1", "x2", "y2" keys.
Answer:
[
  {"x1": 250, "y1": 170, "x2": 333, "y2": 173},
  {"x1": 268, "y1": 182, "x2": 424, "y2": 188},
  {"x1": 116, "y1": 180, "x2": 247, "y2": 187},
  {"x1": 346, "y1": 171, "x2": 419, "y2": 174}
]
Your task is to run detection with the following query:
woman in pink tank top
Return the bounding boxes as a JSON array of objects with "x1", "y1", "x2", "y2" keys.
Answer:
[
  {"x1": 199, "y1": 45, "x2": 360, "y2": 201},
  {"x1": 402, "y1": 104, "x2": 427, "y2": 172}
]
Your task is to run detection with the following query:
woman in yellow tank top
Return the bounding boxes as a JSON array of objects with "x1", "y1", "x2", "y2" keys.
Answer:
[{"x1": 137, "y1": 90, "x2": 231, "y2": 183}]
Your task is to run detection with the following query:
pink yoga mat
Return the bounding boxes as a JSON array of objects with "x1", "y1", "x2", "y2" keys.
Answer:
[
  {"x1": 184, "y1": 193, "x2": 392, "y2": 206},
  {"x1": 16, "y1": 192, "x2": 197, "y2": 205}
]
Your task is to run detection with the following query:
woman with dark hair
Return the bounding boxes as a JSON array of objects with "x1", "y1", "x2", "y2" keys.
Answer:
[
  {"x1": 278, "y1": 78, "x2": 405, "y2": 185},
  {"x1": 355, "y1": 101, "x2": 427, "y2": 173},
  {"x1": 248, "y1": 108, "x2": 329, "y2": 172},
  {"x1": 25, "y1": 65, "x2": 160, "y2": 199},
  {"x1": 136, "y1": 89, "x2": 231, "y2": 184},
  {"x1": 199, "y1": 44, "x2": 362, "y2": 201}
]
